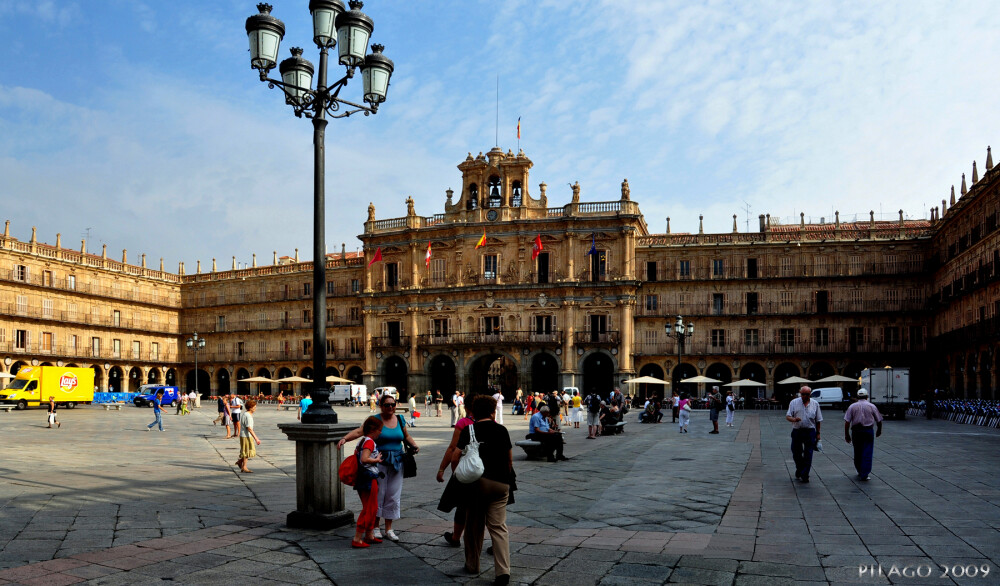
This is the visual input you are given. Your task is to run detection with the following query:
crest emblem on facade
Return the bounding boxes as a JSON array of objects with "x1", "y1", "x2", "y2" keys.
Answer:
[
  {"x1": 485, "y1": 293, "x2": 495, "y2": 308},
  {"x1": 435, "y1": 297, "x2": 444, "y2": 311},
  {"x1": 538, "y1": 293, "x2": 547, "y2": 307}
]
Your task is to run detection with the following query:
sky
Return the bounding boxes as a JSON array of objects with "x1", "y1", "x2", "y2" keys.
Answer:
[{"x1": 1, "y1": 0, "x2": 998, "y2": 271}]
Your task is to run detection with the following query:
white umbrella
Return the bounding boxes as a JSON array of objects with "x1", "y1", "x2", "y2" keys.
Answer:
[
  {"x1": 777, "y1": 376, "x2": 812, "y2": 385},
  {"x1": 812, "y1": 375, "x2": 857, "y2": 383},
  {"x1": 275, "y1": 376, "x2": 312, "y2": 383},
  {"x1": 621, "y1": 376, "x2": 670, "y2": 385},
  {"x1": 724, "y1": 379, "x2": 766, "y2": 387},
  {"x1": 0, "y1": 372, "x2": 15, "y2": 379},
  {"x1": 240, "y1": 376, "x2": 275, "y2": 383},
  {"x1": 680, "y1": 375, "x2": 722, "y2": 384},
  {"x1": 325, "y1": 375, "x2": 353, "y2": 383}
]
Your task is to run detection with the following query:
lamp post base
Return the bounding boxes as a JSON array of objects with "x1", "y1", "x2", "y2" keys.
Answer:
[{"x1": 277, "y1": 422, "x2": 357, "y2": 530}]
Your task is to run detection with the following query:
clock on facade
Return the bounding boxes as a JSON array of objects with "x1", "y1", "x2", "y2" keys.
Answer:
[{"x1": 486, "y1": 209, "x2": 499, "y2": 221}]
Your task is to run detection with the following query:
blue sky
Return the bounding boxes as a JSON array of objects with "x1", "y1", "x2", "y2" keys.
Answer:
[{"x1": 2, "y1": 0, "x2": 998, "y2": 270}]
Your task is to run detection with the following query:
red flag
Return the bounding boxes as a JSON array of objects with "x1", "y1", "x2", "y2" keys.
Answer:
[
  {"x1": 425, "y1": 241, "x2": 432, "y2": 268},
  {"x1": 531, "y1": 234, "x2": 543, "y2": 260},
  {"x1": 367, "y1": 247, "x2": 382, "y2": 268}
]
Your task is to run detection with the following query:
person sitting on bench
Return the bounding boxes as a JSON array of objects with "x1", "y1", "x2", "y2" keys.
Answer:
[{"x1": 528, "y1": 405, "x2": 567, "y2": 462}]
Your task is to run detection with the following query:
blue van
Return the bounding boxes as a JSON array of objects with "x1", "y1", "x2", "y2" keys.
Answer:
[{"x1": 133, "y1": 385, "x2": 181, "y2": 407}]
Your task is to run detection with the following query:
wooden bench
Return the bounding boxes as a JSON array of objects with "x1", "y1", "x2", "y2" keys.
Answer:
[
  {"x1": 0, "y1": 405, "x2": 15, "y2": 412},
  {"x1": 102, "y1": 403, "x2": 125, "y2": 411},
  {"x1": 602, "y1": 421, "x2": 627, "y2": 435},
  {"x1": 280, "y1": 404, "x2": 299, "y2": 411}
]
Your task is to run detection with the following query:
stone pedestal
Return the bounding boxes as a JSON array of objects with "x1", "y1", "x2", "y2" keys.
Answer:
[{"x1": 277, "y1": 422, "x2": 357, "y2": 530}]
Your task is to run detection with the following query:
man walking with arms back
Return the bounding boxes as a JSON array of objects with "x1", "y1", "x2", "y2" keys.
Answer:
[
  {"x1": 786, "y1": 386, "x2": 822, "y2": 483},
  {"x1": 708, "y1": 386, "x2": 722, "y2": 434},
  {"x1": 844, "y1": 388, "x2": 883, "y2": 481}
]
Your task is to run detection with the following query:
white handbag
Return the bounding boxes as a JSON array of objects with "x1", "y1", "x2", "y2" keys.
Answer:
[{"x1": 455, "y1": 423, "x2": 485, "y2": 484}]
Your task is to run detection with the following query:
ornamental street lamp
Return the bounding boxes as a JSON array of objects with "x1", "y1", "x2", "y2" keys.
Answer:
[
  {"x1": 246, "y1": 1, "x2": 393, "y2": 424},
  {"x1": 665, "y1": 315, "x2": 694, "y2": 387},
  {"x1": 185, "y1": 333, "x2": 206, "y2": 397}
]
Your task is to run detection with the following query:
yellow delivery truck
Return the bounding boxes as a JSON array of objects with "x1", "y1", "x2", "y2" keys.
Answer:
[{"x1": 0, "y1": 366, "x2": 95, "y2": 410}]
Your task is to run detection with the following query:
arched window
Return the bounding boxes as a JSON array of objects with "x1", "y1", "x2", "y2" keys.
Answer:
[
  {"x1": 511, "y1": 180, "x2": 522, "y2": 207},
  {"x1": 466, "y1": 184, "x2": 478, "y2": 210},
  {"x1": 488, "y1": 175, "x2": 502, "y2": 208}
]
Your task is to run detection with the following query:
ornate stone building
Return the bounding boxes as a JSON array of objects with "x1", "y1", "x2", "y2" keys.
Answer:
[{"x1": 2, "y1": 146, "x2": 997, "y2": 403}]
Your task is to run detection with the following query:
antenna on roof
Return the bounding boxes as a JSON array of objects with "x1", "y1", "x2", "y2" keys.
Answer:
[{"x1": 742, "y1": 201, "x2": 752, "y2": 233}]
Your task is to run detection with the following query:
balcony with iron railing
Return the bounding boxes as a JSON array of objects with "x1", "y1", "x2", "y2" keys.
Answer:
[
  {"x1": 2, "y1": 301, "x2": 179, "y2": 334},
  {"x1": 573, "y1": 331, "x2": 620, "y2": 346},
  {"x1": 193, "y1": 348, "x2": 363, "y2": 364},
  {"x1": 370, "y1": 336, "x2": 411, "y2": 350},
  {"x1": 634, "y1": 298, "x2": 929, "y2": 318},
  {"x1": 632, "y1": 338, "x2": 926, "y2": 357},
  {"x1": 415, "y1": 331, "x2": 563, "y2": 347},
  {"x1": 639, "y1": 260, "x2": 927, "y2": 283},
  {"x1": 0, "y1": 267, "x2": 181, "y2": 307},
  {"x1": 180, "y1": 315, "x2": 362, "y2": 334},
  {"x1": 0, "y1": 342, "x2": 175, "y2": 363}
]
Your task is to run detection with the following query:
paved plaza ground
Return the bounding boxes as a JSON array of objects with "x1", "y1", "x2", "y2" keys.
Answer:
[{"x1": 0, "y1": 401, "x2": 998, "y2": 585}]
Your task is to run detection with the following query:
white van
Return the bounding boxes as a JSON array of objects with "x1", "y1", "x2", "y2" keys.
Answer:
[
  {"x1": 374, "y1": 387, "x2": 398, "y2": 401},
  {"x1": 331, "y1": 384, "x2": 367, "y2": 405},
  {"x1": 810, "y1": 387, "x2": 844, "y2": 408}
]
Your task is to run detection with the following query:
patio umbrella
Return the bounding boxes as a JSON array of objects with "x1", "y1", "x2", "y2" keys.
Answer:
[
  {"x1": 0, "y1": 372, "x2": 15, "y2": 378},
  {"x1": 723, "y1": 379, "x2": 766, "y2": 387},
  {"x1": 240, "y1": 376, "x2": 275, "y2": 383},
  {"x1": 621, "y1": 376, "x2": 670, "y2": 385},
  {"x1": 777, "y1": 376, "x2": 812, "y2": 385},
  {"x1": 812, "y1": 375, "x2": 858, "y2": 384},
  {"x1": 325, "y1": 375, "x2": 353, "y2": 383},
  {"x1": 275, "y1": 376, "x2": 312, "y2": 383},
  {"x1": 680, "y1": 375, "x2": 722, "y2": 384}
]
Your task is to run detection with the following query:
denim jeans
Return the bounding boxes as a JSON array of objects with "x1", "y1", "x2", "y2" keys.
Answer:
[
  {"x1": 851, "y1": 426, "x2": 875, "y2": 477},
  {"x1": 148, "y1": 411, "x2": 163, "y2": 431}
]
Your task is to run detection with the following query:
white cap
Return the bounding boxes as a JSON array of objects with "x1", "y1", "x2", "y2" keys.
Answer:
[{"x1": 857, "y1": 388, "x2": 869, "y2": 397}]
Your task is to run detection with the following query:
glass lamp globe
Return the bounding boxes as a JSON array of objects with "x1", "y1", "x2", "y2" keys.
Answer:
[
  {"x1": 335, "y1": 1, "x2": 374, "y2": 68},
  {"x1": 279, "y1": 48, "x2": 315, "y2": 105},
  {"x1": 246, "y1": 3, "x2": 286, "y2": 72},
  {"x1": 361, "y1": 44, "x2": 393, "y2": 104},
  {"x1": 309, "y1": 0, "x2": 345, "y2": 48}
]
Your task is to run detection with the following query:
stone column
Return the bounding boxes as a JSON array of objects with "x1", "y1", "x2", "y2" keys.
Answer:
[{"x1": 277, "y1": 422, "x2": 357, "y2": 530}]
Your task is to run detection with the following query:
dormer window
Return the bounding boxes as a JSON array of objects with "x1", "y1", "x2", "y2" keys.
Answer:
[
  {"x1": 511, "y1": 180, "x2": 522, "y2": 207},
  {"x1": 488, "y1": 175, "x2": 502, "y2": 208}
]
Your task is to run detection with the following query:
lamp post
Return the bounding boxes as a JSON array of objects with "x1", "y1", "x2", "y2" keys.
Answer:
[
  {"x1": 665, "y1": 315, "x2": 694, "y2": 390},
  {"x1": 245, "y1": 1, "x2": 393, "y2": 424},
  {"x1": 185, "y1": 333, "x2": 206, "y2": 397}
]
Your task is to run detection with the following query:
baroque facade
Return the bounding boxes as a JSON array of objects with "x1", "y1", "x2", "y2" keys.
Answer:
[{"x1": 2, "y1": 146, "x2": 997, "y2": 403}]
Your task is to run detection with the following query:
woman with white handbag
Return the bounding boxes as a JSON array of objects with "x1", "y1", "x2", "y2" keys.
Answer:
[{"x1": 453, "y1": 395, "x2": 513, "y2": 586}]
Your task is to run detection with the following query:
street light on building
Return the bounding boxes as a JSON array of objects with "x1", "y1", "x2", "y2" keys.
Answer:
[
  {"x1": 245, "y1": 1, "x2": 393, "y2": 424},
  {"x1": 665, "y1": 315, "x2": 694, "y2": 386},
  {"x1": 185, "y1": 333, "x2": 206, "y2": 396}
]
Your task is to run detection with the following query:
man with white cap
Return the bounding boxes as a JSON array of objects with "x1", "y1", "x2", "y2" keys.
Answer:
[{"x1": 844, "y1": 388, "x2": 883, "y2": 481}]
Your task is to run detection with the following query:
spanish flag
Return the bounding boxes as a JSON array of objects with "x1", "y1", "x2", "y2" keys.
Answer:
[{"x1": 475, "y1": 230, "x2": 487, "y2": 249}]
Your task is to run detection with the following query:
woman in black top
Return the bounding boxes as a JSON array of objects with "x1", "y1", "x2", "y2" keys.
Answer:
[{"x1": 455, "y1": 395, "x2": 512, "y2": 586}]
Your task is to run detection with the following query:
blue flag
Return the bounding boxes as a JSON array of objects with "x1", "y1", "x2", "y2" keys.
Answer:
[{"x1": 587, "y1": 234, "x2": 598, "y2": 255}]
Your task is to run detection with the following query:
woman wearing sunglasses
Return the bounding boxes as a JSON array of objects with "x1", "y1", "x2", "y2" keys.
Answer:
[{"x1": 339, "y1": 394, "x2": 419, "y2": 542}]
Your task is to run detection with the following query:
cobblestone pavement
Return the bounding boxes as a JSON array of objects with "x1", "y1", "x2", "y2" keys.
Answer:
[{"x1": 0, "y1": 403, "x2": 998, "y2": 585}]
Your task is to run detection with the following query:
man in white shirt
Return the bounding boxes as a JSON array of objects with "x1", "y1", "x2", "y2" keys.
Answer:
[
  {"x1": 492, "y1": 389, "x2": 504, "y2": 425},
  {"x1": 786, "y1": 386, "x2": 822, "y2": 483}
]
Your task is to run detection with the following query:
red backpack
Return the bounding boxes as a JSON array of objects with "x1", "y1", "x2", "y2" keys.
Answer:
[{"x1": 338, "y1": 452, "x2": 358, "y2": 486}]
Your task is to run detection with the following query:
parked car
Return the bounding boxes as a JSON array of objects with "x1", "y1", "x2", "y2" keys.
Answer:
[{"x1": 133, "y1": 385, "x2": 180, "y2": 407}]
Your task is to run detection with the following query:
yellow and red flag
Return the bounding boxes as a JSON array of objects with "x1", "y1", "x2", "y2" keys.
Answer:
[
  {"x1": 475, "y1": 230, "x2": 487, "y2": 249},
  {"x1": 425, "y1": 241, "x2": 432, "y2": 268},
  {"x1": 367, "y1": 247, "x2": 382, "y2": 267},
  {"x1": 517, "y1": 116, "x2": 521, "y2": 140}
]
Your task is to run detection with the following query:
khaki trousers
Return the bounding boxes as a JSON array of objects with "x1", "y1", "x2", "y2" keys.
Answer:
[{"x1": 464, "y1": 477, "x2": 510, "y2": 577}]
